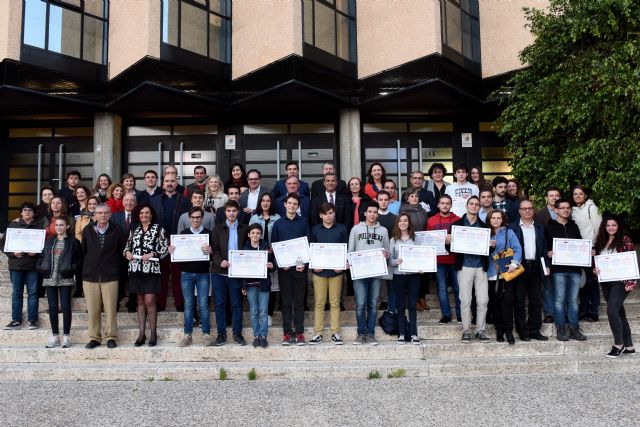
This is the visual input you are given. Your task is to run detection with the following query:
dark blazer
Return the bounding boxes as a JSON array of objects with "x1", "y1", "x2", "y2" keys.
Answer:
[
  {"x1": 276, "y1": 193, "x2": 311, "y2": 221},
  {"x1": 401, "y1": 188, "x2": 437, "y2": 217},
  {"x1": 211, "y1": 221, "x2": 248, "y2": 274},
  {"x1": 452, "y1": 215, "x2": 490, "y2": 271},
  {"x1": 239, "y1": 187, "x2": 270, "y2": 211},
  {"x1": 215, "y1": 208, "x2": 251, "y2": 225},
  {"x1": 510, "y1": 221, "x2": 549, "y2": 280},
  {"x1": 272, "y1": 179, "x2": 310, "y2": 200},
  {"x1": 149, "y1": 191, "x2": 189, "y2": 234},
  {"x1": 311, "y1": 179, "x2": 349, "y2": 198},
  {"x1": 310, "y1": 192, "x2": 352, "y2": 229},
  {"x1": 81, "y1": 222, "x2": 126, "y2": 282},
  {"x1": 535, "y1": 207, "x2": 553, "y2": 227},
  {"x1": 111, "y1": 210, "x2": 139, "y2": 235}
]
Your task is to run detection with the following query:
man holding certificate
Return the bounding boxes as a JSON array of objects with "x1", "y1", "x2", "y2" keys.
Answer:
[
  {"x1": 271, "y1": 193, "x2": 311, "y2": 346},
  {"x1": 309, "y1": 203, "x2": 349, "y2": 345},
  {"x1": 545, "y1": 198, "x2": 587, "y2": 342}
]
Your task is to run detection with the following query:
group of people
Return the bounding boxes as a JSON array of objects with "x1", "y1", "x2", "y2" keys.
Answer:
[{"x1": 1, "y1": 160, "x2": 635, "y2": 358}]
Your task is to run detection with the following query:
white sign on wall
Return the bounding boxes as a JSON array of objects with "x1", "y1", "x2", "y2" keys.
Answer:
[
  {"x1": 461, "y1": 133, "x2": 473, "y2": 148},
  {"x1": 225, "y1": 135, "x2": 236, "y2": 150}
]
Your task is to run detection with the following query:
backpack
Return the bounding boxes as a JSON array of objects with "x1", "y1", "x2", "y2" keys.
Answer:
[{"x1": 378, "y1": 311, "x2": 407, "y2": 336}]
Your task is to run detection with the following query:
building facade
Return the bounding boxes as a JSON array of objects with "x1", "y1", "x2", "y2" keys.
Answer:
[{"x1": 0, "y1": 0, "x2": 547, "y2": 226}]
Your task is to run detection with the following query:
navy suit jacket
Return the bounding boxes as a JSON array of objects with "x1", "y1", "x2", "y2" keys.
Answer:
[
  {"x1": 111, "y1": 211, "x2": 139, "y2": 236},
  {"x1": 272, "y1": 179, "x2": 310, "y2": 200},
  {"x1": 509, "y1": 221, "x2": 549, "y2": 280},
  {"x1": 310, "y1": 193, "x2": 352, "y2": 229},
  {"x1": 310, "y1": 179, "x2": 349, "y2": 198},
  {"x1": 276, "y1": 193, "x2": 311, "y2": 221}
]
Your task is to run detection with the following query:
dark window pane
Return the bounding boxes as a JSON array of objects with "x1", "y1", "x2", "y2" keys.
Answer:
[
  {"x1": 48, "y1": 5, "x2": 82, "y2": 59},
  {"x1": 469, "y1": 0, "x2": 479, "y2": 17},
  {"x1": 314, "y1": 1, "x2": 336, "y2": 55},
  {"x1": 209, "y1": 0, "x2": 229, "y2": 16},
  {"x1": 82, "y1": 15, "x2": 104, "y2": 63},
  {"x1": 336, "y1": 0, "x2": 349, "y2": 14},
  {"x1": 460, "y1": 0, "x2": 471, "y2": 13},
  {"x1": 303, "y1": 0, "x2": 313, "y2": 44},
  {"x1": 84, "y1": 0, "x2": 105, "y2": 18},
  {"x1": 23, "y1": 0, "x2": 47, "y2": 49},
  {"x1": 462, "y1": 12, "x2": 472, "y2": 59},
  {"x1": 208, "y1": 13, "x2": 227, "y2": 61},
  {"x1": 162, "y1": 0, "x2": 179, "y2": 45},
  {"x1": 445, "y1": 2, "x2": 462, "y2": 53},
  {"x1": 336, "y1": 12, "x2": 350, "y2": 61},
  {"x1": 181, "y1": 2, "x2": 208, "y2": 56},
  {"x1": 59, "y1": 0, "x2": 81, "y2": 7}
]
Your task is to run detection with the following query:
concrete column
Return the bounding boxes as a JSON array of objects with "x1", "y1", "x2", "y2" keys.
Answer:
[
  {"x1": 93, "y1": 112, "x2": 122, "y2": 181},
  {"x1": 339, "y1": 108, "x2": 361, "y2": 180}
]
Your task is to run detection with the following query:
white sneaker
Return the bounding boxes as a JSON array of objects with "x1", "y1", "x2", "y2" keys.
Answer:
[
  {"x1": 62, "y1": 335, "x2": 71, "y2": 348},
  {"x1": 46, "y1": 335, "x2": 60, "y2": 348},
  {"x1": 268, "y1": 316, "x2": 273, "y2": 327},
  {"x1": 411, "y1": 335, "x2": 421, "y2": 345}
]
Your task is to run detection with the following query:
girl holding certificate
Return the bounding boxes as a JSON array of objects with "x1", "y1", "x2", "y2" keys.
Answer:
[
  {"x1": 593, "y1": 215, "x2": 636, "y2": 358},
  {"x1": 487, "y1": 210, "x2": 522, "y2": 345},
  {"x1": 388, "y1": 214, "x2": 421, "y2": 345}
]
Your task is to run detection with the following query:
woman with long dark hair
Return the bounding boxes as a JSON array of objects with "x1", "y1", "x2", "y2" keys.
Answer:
[
  {"x1": 348, "y1": 177, "x2": 371, "y2": 227},
  {"x1": 224, "y1": 163, "x2": 249, "y2": 194},
  {"x1": 364, "y1": 162, "x2": 387, "y2": 199},
  {"x1": 92, "y1": 173, "x2": 112, "y2": 203},
  {"x1": 593, "y1": 215, "x2": 636, "y2": 358},
  {"x1": 69, "y1": 185, "x2": 91, "y2": 218},
  {"x1": 36, "y1": 186, "x2": 56, "y2": 221}
]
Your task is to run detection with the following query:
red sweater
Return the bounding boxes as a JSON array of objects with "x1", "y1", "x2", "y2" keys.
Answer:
[
  {"x1": 105, "y1": 198, "x2": 124, "y2": 213},
  {"x1": 427, "y1": 212, "x2": 460, "y2": 265}
]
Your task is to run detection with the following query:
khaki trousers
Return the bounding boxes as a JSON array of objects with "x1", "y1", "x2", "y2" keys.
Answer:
[
  {"x1": 84, "y1": 280, "x2": 119, "y2": 341},
  {"x1": 312, "y1": 274, "x2": 343, "y2": 334}
]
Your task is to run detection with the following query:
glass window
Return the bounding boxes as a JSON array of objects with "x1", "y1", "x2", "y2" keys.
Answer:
[
  {"x1": 303, "y1": 0, "x2": 356, "y2": 63},
  {"x1": 303, "y1": 0, "x2": 313, "y2": 44},
  {"x1": 315, "y1": 2, "x2": 336, "y2": 55},
  {"x1": 22, "y1": 0, "x2": 108, "y2": 64},
  {"x1": 162, "y1": 0, "x2": 231, "y2": 63},
  {"x1": 442, "y1": 0, "x2": 480, "y2": 66}
]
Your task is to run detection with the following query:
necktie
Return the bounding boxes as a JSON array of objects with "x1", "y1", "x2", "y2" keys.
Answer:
[
  {"x1": 125, "y1": 212, "x2": 130, "y2": 231},
  {"x1": 329, "y1": 193, "x2": 334, "y2": 205}
]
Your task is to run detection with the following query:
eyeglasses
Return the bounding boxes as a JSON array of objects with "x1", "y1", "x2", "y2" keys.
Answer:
[
  {"x1": 248, "y1": 178, "x2": 259, "y2": 181},
  {"x1": 189, "y1": 216, "x2": 203, "y2": 220},
  {"x1": 519, "y1": 207, "x2": 534, "y2": 211}
]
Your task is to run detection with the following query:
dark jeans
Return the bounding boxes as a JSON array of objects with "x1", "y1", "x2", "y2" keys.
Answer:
[
  {"x1": 394, "y1": 273, "x2": 420, "y2": 337},
  {"x1": 211, "y1": 273, "x2": 243, "y2": 336},
  {"x1": 10, "y1": 270, "x2": 39, "y2": 323},
  {"x1": 514, "y1": 262, "x2": 543, "y2": 336},
  {"x1": 579, "y1": 268, "x2": 600, "y2": 316},
  {"x1": 489, "y1": 279, "x2": 515, "y2": 334},
  {"x1": 601, "y1": 282, "x2": 633, "y2": 347},
  {"x1": 278, "y1": 268, "x2": 306, "y2": 334},
  {"x1": 45, "y1": 286, "x2": 72, "y2": 335}
]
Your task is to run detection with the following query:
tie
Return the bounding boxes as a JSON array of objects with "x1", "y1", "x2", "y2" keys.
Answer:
[
  {"x1": 329, "y1": 193, "x2": 334, "y2": 205},
  {"x1": 125, "y1": 212, "x2": 130, "y2": 231}
]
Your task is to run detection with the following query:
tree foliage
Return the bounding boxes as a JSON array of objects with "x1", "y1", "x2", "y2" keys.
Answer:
[{"x1": 496, "y1": 0, "x2": 640, "y2": 227}]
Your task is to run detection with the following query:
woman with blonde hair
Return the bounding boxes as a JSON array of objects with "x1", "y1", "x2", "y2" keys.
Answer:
[{"x1": 203, "y1": 175, "x2": 228, "y2": 214}]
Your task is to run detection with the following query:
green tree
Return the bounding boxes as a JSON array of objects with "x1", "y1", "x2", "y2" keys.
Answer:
[{"x1": 496, "y1": 0, "x2": 640, "y2": 226}]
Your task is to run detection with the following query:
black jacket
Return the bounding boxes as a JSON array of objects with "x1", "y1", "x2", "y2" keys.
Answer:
[
  {"x1": 37, "y1": 236, "x2": 83, "y2": 279},
  {"x1": 310, "y1": 192, "x2": 352, "y2": 229},
  {"x1": 510, "y1": 221, "x2": 549, "y2": 280},
  {"x1": 311, "y1": 179, "x2": 349, "y2": 198},
  {"x1": 544, "y1": 219, "x2": 583, "y2": 274},
  {"x1": 81, "y1": 222, "x2": 127, "y2": 282},
  {"x1": 0, "y1": 220, "x2": 41, "y2": 271},
  {"x1": 452, "y1": 215, "x2": 490, "y2": 272},
  {"x1": 211, "y1": 221, "x2": 248, "y2": 274}
]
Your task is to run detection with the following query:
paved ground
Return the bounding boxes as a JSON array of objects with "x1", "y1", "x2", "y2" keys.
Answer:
[{"x1": 1, "y1": 373, "x2": 638, "y2": 426}]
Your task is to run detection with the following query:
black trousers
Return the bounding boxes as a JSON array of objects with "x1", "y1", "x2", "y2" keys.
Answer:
[
  {"x1": 489, "y1": 279, "x2": 515, "y2": 334},
  {"x1": 602, "y1": 282, "x2": 633, "y2": 347},
  {"x1": 278, "y1": 269, "x2": 306, "y2": 334},
  {"x1": 514, "y1": 261, "x2": 543, "y2": 336}
]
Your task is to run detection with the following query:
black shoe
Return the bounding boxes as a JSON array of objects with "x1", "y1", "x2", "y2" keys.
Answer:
[
  {"x1": 148, "y1": 332, "x2": 157, "y2": 347},
  {"x1": 213, "y1": 335, "x2": 227, "y2": 346},
  {"x1": 304, "y1": 305, "x2": 310, "y2": 311},
  {"x1": 543, "y1": 315, "x2": 554, "y2": 324},
  {"x1": 134, "y1": 334, "x2": 146, "y2": 347},
  {"x1": 438, "y1": 316, "x2": 452, "y2": 324},
  {"x1": 519, "y1": 335, "x2": 531, "y2": 342},
  {"x1": 568, "y1": 326, "x2": 587, "y2": 341},
  {"x1": 107, "y1": 340, "x2": 117, "y2": 349},
  {"x1": 340, "y1": 303, "x2": 345, "y2": 312},
  {"x1": 260, "y1": 337, "x2": 268, "y2": 348},
  {"x1": 606, "y1": 346, "x2": 624, "y2": 358},
  {"x1": 157, "y1": 305, "x2": 166, "y2": 312},
  {"x1": 496, "y1": 330, "x2": 505, "y2": 342},
  {"x1": 252, "y1": 337, "x2": 260, "y2": 348},
  {"x1": 85, "y1": 340, "x2": 101, "y2": 349},
  {"x1": 176, "y1": 305, "x2": 184, "y2": 313},
  {"x1": 578, "y1": 312, "x2": 589, "y2": 321},
  {"x1": 379, "y1": 302, "x2": 388, "y2": 311},
  {"x1": 506, "y1": 332, "x2": 515, "y2": 345},
  {"x1": 324, "y1": 303, "x2": 330, "y2": 312},
  {"x1": 623, "y1": 348, "x2": 636, "y2": 355},
  {"x1": 530, "y1": 332, "x2": 549, "y2": 341},
  {"x1": 234, "y1": 334, "x2": 247, "y2": 346},
  {"x1": 127, "y1": 307, "x2": 136, "y2": 313}
]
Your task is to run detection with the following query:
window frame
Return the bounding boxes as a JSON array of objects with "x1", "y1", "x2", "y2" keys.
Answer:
[
  {"x1": 302, "y1": 0, "x2": 357, "y2": 68},
  {"x1": 440, "y1": 0, "x2": 481, "y2": 75}
]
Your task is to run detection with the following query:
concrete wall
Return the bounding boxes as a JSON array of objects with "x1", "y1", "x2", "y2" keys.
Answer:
[
  {"x1": 108, "y1": 0, "x2": 161, "y2": 79},
  {"x1": 232, "y1": 0, "x2": 302, "y2": 79},
  {"x1": 479, "y1": 0, "x2": 548, "y2": 78},
  {"x1": 0, "y1": 0, "x2": 22, "y2": 61},
  {"x1": 357, "y1": 0, "x2": 441, "y2": 78}
]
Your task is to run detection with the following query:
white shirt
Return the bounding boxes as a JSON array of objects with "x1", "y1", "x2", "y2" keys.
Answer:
[
  {"x1": 247, "y1": 186, "x2": 261, "y2": 211},
  {"x1": 519, "y1": 219, "x2": 537, "y2": 261},
  {"x1": 325, "y1": 191, "x2": 336, "y2": 204}
]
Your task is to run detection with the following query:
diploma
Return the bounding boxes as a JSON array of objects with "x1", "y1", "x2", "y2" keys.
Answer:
[
  {"x1": 309, "y1": 243, "x2": 347, "y2": 270},
  {"x1": 170, "y1": 234, "x2": 210, "y2": 262},
  {"x1": 594, "y1": 252, "x2": 640, "y2": 283},
  {"x1": 552, "y1": 238, "x2": 592, "y2": 267},
  {"x1": 415, "y1": 230, "x2": 448, "y2": 255},
  {"x1": 450, "y1": 198, "x2": 468, "y2": 218},
  {"x1": 228, "y1": 250, "x2": 268, "y2": 279},
  {"x1": 348, "y1": 249, "x2": 388, "y2": 280},
  {"x1": 3, "y1": 228, "x2": 46, "y2": 253},
  {"x1": 398, "y1": 245, "x2": 437, "y2": 273},
  {"x1": 450, "y1": 225, "x2": 490, "y2": 256},
  {"x1": 271, "y1": 236, "x2": 311, "y2": 268}
]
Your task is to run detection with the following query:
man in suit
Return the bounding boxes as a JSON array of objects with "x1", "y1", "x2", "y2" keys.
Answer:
[
  {"x1": 510, "y1": 199, "x2": 550, "y2": 342},
  {"x1": 310, "y1": 173, "x2": 351, "y2": 228},
  {"x1": 534, "y1": 186, "x2": 561, "y2": 323},
  {"x1": 111, "y1": 192, "x2": 138, "y2": 312},
  {"x1": 276, "y1": 176, "x2": 311, "y2": 220},
  {"x1": 402, "y1": 170, "x2": 437, "y2": 216},
  {"x1": 272, "y1": 161, "x2": 310, "y2": 199},
  {"x1": 310, "y1": 161, "x2": 348, "y2": 198},
  {"x1": 239, "y1": 169, "x2": 270, "y2": 216}
]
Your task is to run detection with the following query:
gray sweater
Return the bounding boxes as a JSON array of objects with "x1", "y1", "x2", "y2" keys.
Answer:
[
  {"x1": 388, "y1": 237, "x2": 417, "y2": 275},
  {"x1": 348, "y1": 221, "x2": 389, "y2": 253}
]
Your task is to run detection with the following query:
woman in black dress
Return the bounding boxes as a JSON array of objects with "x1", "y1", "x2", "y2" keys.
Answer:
[{"x1": 124, "y1": 204, "x2": 168, "y2": 347}]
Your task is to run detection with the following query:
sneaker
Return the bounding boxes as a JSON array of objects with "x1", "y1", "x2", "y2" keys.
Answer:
[
  {"x1": 556, "y1": 326, "x2": 569, "y2": 342},
  {"x1": 178, "y1": 334, "x2": 192, "y2": 347},
  {"x1": 461, "y1": 331, "x2": 472, "y2": 343},
  {"x1": 606, "y1": 346, "x2": 624, "y2": 359},
  {"x1": 202, "y1": 334, "x2": 214, "y2": 347},
  {"x1": 397, "y1": 335, "x2": 405, "y2": 344},
  {"x1": 213, "y1": 335, "x2": 227, "y2": 346},
  {"x1": 438, "y1": 316, "x2": 452, "y2": 324},
  {"x1": 368, "y1": 335, "x2": 378, "y2": 346},
  {"x1": 62, "y1": 335, "x2": 71, "y2": 348},
  {"x1": 282, "y1": 333, "x2": 293, "y2": 346},
  {"x1": 268, "y1": 316, "x2": 273, "y2": 327},
  {"x1": 296, "y1": 333, "x2": 306, "y2": 346},
  {"x1": 568, "y1": 326, "x2": 587, "y2": 341},
  {"x1": 475, "y1": 332, "x2": 490, "y2": 343},
  {"x1": 331, "y1": 334, "x2": 343, "y2": 345},
  {"x1": 28, "y1": 321, "x2": 38, "y2": 330},
  {"x1": 309, "y1": 334, "x2": 323, "y2": 345},
  {"x1": 411, "y1": 335, "x2": 421, "y2": 345},
  {"x1": 353, "y1": 334, "x2": 366, "y2": 345},
  {"x1": 623, "y1": 348, "x2": 636, "y2": 355},
  {"x1": 46, "y1": 335, "x2": 60, "y2": 348},
  {"x1": 252, "y1": 337, "x2": 260, "y2": 348},
  {"x1": 260, "y1": 337, "x2": 268, "y2": 348},
  {"x1": 4, "y1": 320, "x2": 22, "y2": 330},
  {"x1": 234, "y1": 334, "x2": 247, "y2": 346}
]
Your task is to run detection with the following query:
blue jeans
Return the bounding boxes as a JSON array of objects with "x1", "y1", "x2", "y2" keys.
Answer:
[
  {"x1": 246, "y1": 287, "x2": 269, "y2": 337},
  {"x1": 393, "y1": 273, "x2": 420, "y2": 337},
  {"x1": 553, "y1": 272, "x2": 580, "y2": 328},
  {"x1": 10, "y1": 270, "x2": 39, "y2": 323},
  {"x1": 211, "y1": 273, "x2": 243, "y2": 336},
  {"x1": 436, "y1": 264, "x2": 461, "y2": 319},
  {"x1": 181, "y1": 272, "x2": 211, "y2": 335},
  {"x1": 353, "y1": 277, "x2": 381, "y2": 336},
  {"x1": 542, "y1": 276, "x2": 555, "y2": 317}
]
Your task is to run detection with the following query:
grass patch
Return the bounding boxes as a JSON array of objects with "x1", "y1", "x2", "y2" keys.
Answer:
[
  {"x1": 247, "y1": 368, "x2": 257, "y2": 381},
  {"x1": 146, "y1": 377, "x2": 154, "y2": 382},
  {"x1": 387, "y1": 369, "x2": 406, "y2": 379},
  {"x1": 219, "y1": 368, "x2": 228, "y2": 381},
  {"x1": 162, "y1": 377, "x2": 173, "y2": 382},
  {"x1": 368, "y1": 370, "x2": 381, "y2": 380}
]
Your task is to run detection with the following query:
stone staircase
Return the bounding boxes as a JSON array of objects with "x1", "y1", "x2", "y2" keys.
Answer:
[{"x1": 1, "y1": 254, "x2": 638, "y2": 381}]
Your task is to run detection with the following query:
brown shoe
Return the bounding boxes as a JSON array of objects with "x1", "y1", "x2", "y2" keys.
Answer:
[{"x1": 416, "y1": 298, "x2": 426, "y2": 311}]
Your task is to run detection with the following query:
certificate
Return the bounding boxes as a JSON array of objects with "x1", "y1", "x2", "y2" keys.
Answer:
[
  {"x1": 594, "y1": 252, "x2": 640, "y2": 283},
  {"x1": 450, "y1": 225, "x2": 490, "y2": 256},
  {"x1": 3, "y1": 228, "x2": 46, "y2": 253},
  {"x1": 271, "y1": 237, "x2": 311, "y2": 268},
  {"x1": 348, "y1": 249, "x2": 388, "y2": 280},
  {"x1": 398, "y1": 245, "x2": 437, "y2": 273},
  {"x1": 170, "y1": 234, "x2": 210, "y2": 262},
  {"x1": 228, "y1": 250, "x2": 268, "y2": 279},
  {"x1": 552, "y1": 238, "x2": 592, "y2": 267},
  {"x1": 309, "y1": 243, "x2": 347, "y2": 270},
  {"x1": 415, "y1": 230, "x2": 448, "y2": 255},
  {"x1": 450, "y1": 198, "x2": 468, "y2": 218}
]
